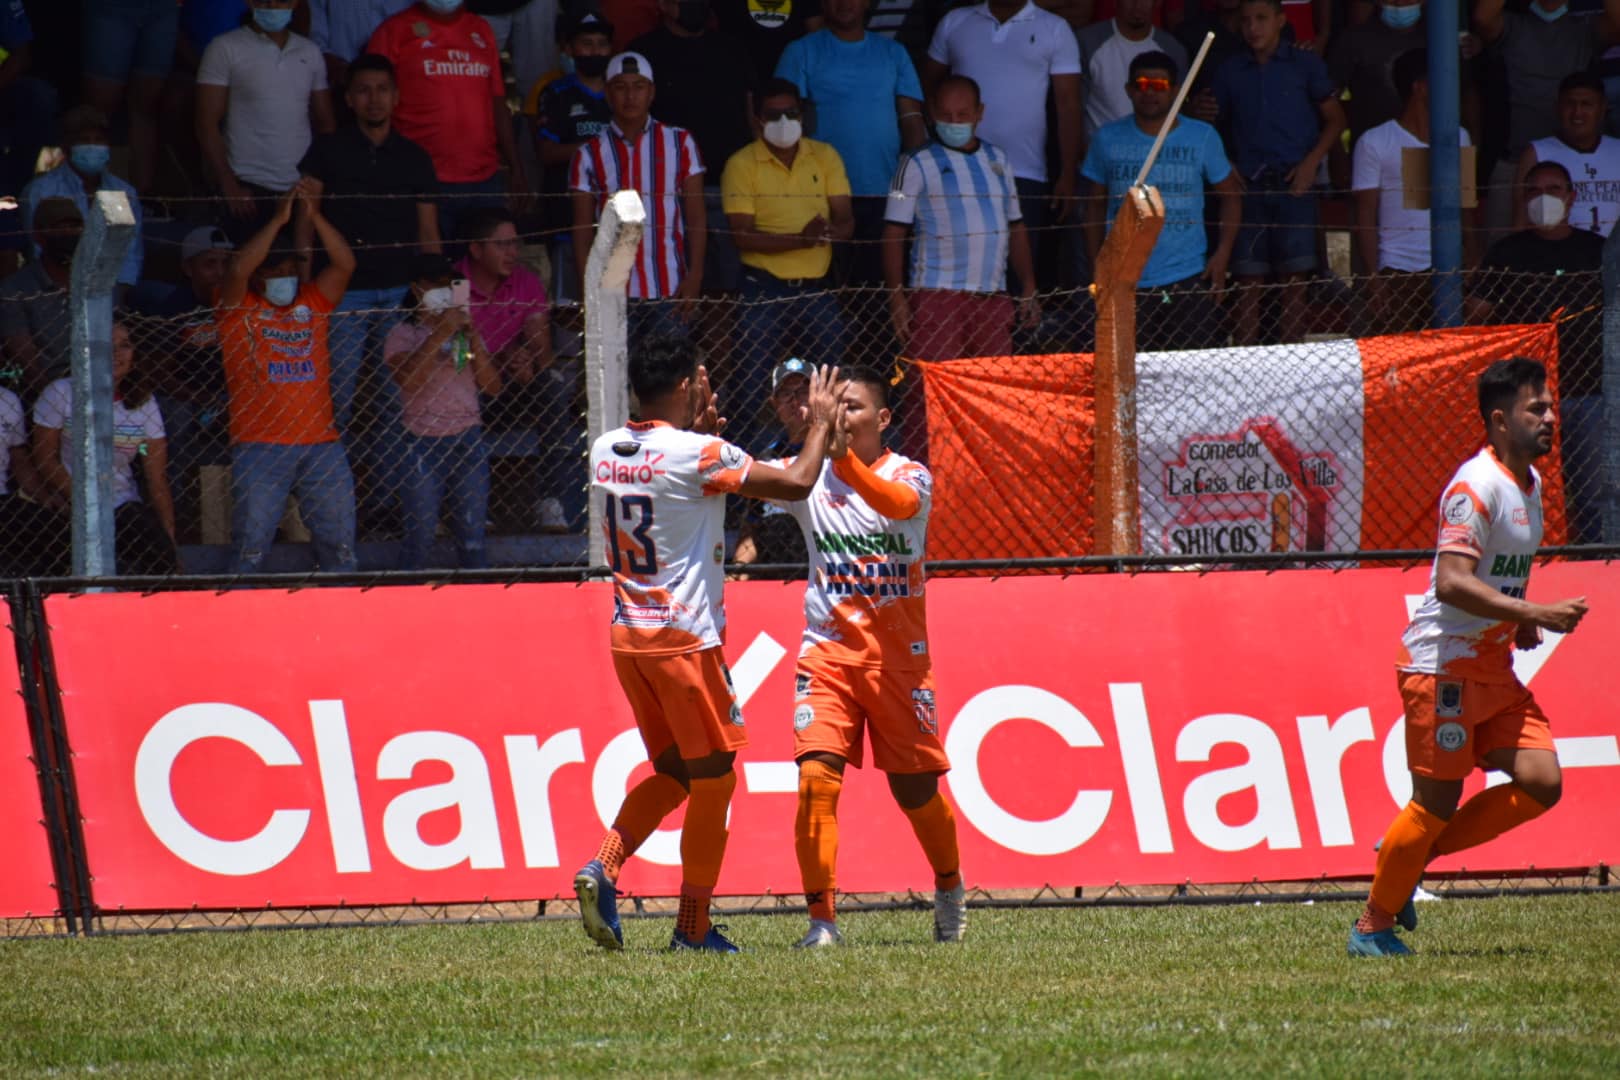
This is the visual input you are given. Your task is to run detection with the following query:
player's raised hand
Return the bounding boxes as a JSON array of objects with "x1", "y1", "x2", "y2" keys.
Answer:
[
  {"x1": 690, "y1": 364, "x2": 727, "y2": 435},
  {"x1": 828, "y1": 399, "x2": 851, "y2": 460},
  {"x1": 805, "y1": 364, "x2": 842, "y2": 431},
  {"x1": 1534, "y1": 596, "x2": 1588, "y2": 634}
]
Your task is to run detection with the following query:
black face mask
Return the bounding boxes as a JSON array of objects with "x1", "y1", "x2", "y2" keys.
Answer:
[
  {"x1": 675, "y1": 0, "x2": 709, "y2": 33},
  {"x1": 45, "y1": 237, "x2": 80, "y2": 267},
  {"x1": 575, "y1": 54, "x2": 609, "y2": 77}
]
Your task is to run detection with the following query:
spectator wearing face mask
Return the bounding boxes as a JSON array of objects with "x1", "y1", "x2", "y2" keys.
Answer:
[
  {"x1": 20, "y1": 106, "x2": 144, "y2": 288},
  {"x1": 215, "y1": 180, "x2": 360, "y2": 574},
  {"x1": 534, "y1": 13, "x2": 615, "y2": 303},
  {"x1": 1328, "y1": 0, "x2": 1474, "y2": 149},
  {"x1": 0, "y1": 199, "x2": 83, "y2": 396},
  {"x1": 1514, "y1": 71, "x2": 1620, "y2": 235}
]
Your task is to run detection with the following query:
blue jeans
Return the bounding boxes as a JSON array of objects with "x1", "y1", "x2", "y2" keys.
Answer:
[
  {"x1": 83, "y1": 0, "x2": 178, "y2": 81},
  {"x1": 328, "y1": 286, "x2": 408, "y2": 525},
  {"x1": 731, "y1": 268, "x2": 848, "y2": 449},
  {"x1": 400, "y1": 428, "x2": 491, "y2": 570},
  {"x1": 230, "y1": 441, "x2": 358, "y2": 573}
]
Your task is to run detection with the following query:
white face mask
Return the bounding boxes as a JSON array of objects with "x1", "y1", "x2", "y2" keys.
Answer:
[
  {"x1": 763, "y1": 116, "x2": 802, "y2": 149},
  {"x1": 421, "y1": 285, "x2": 456, "y2": 312},
  {"x1": 1527, "y1": 193, "x2": 1568, "y2": 227}
]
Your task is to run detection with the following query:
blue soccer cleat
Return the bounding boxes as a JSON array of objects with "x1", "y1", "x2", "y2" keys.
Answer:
[
  {"x1": 670, "y1": 923, "x2": 742, "y2": 953},
  {"x1": 1396, "y1": 892, "x2": 1419, "y2": 933},
  {"x1": 573, "y1": 859, "x2": 623, "y2": 950},
  {"x1": 1347, "y1": 925, "x2": 1412, "y2": 957}
]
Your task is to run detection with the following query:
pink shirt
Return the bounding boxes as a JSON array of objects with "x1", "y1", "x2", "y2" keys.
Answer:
[
  {"x1": 457, "y1": 258, "x2": 548, "y2": 355},
  {"x1": 382, "y1": 321, "x2": 482, "y2": 437}
]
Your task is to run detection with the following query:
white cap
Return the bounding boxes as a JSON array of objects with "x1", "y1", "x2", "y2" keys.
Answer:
[
  {"x1": 180, "y1": 225, "x2": 234, "y2": 263},
  {"x1": 606, "y1": 52, "x2": 654, "y2": 84}
]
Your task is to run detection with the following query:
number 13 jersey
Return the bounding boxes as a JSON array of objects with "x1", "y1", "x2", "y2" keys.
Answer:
[{"x1": 590, "y1": 420, "x2": 754, "y2": 656}]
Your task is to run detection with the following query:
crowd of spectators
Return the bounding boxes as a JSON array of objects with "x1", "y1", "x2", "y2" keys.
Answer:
[{"x1": 0, "y1": 0, "x2": 1614, "y2": 574}]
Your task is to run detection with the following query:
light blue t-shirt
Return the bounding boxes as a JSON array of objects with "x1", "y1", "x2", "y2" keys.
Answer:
[
  {"x1": 775, "y1": 30, "x2": 924, "y2": 197},
  {"x1": 1081, "y1": 116, "x2": 1232, "y2": 289}
]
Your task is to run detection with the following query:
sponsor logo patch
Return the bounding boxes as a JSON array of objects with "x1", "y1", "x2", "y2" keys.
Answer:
[
  {"x1": 1435, "y1": 721, "x2": 1468, "y2": 753},
  {"x1": 1443, "y1": 493, "x2": 1475, "y2": 525},
  {"x1": 720, "y1": 443, "x2": 747, "y2": 471},
  {"x1": 793, "y1": 704, "x2": 814, "y2": 731},
  {"x1": 794, "y1": 673, "x2": 811, "y2": 700},
  {"x1": 730, "y1": 703, "x2": 746, "y2": 726},
  {"x1": 1436, "y1": 680, "x2": 1464, "y2": 718},
  {"x1": 910, "y1": 641, "x2": 927, "y2": 656},
  {"x1": 912, "y1": 688, "x2": 938, "y2": 735}
]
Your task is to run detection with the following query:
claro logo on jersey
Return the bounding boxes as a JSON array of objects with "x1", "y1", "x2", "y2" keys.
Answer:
[
  {"x1": 596, "y1": 449, "x2": 666, "y2": 484},
  {"x1": 1162, "y1": 419, "x2": 1342, "y2": 557}
]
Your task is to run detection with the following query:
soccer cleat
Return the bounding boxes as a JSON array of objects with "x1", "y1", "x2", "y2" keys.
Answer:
[
  {"x1": 933, "y1": 883, "x2": 967, "y2": 943},
  {"x1": 1396, "y1": 892, "x2": 1419, "y2": 933},
  {"x1": 1347, "y1": 925, "x2": 1412, "y2": 957},
  {"x1": 670, "y1": 923, "x2": 742, "y2": 953},
  {"x1": 573, "y1": 859, "x2": 623, "y2": 950},
  {"x1": 793, "y1": 919, "x2": 844, "y2": 949}
]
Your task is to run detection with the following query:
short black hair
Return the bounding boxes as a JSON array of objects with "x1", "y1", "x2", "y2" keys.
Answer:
[
  {"x1": 1525, "y1": 159, "x2": 1575, "y2": 189},
  {"x1": 932, "y1": 73, "x2": 982, "y2": 107},
  {"x1": 1393, "y1": 48, "x2": 1428, "y2": 104},
  {"x1": 1129, "y1": 51, "x2": 1180, "y2": 85},
  {"x1": 842, "y1": 366, "x2": 891, "y2": 408},
  {"x1": 408, "y1": 252, "x2": 456, "y2": 283},
  {"x1": 460, "y1": 206, "x2": 517, "y2": 244},
  {"x1": 755, "y1": 78, "x2": 802, "y2": 113},
  {"x1": 347, "y1": 53, "x2": 396, "y2": 85},
  {"x1": 1559, "y1": 71, "x2": 1605, "y2": 98},
  {"x1": 629, "y1": 333, "x2": 699, "y2": 402},
  {"x1": 1241, "y1": 0, "x2": 1285, "y2": 11},
  {"x1": 1477, "y1": 358, "x2": 1546, "y2": 428}
]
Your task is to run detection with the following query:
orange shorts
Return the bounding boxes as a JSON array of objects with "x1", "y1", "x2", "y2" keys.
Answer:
[
  {"x1": 1397, "y1": 671, "x2": 1555, "y2": 781},
  {"x1": 792, "y1": 652, "x2": 950, "y2": 774},
  {"x1": 612, "y1": 646, "x2": 749, "y2": 761}
]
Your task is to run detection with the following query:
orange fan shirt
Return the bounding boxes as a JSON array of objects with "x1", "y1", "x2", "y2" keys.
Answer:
[
  {"x1": 216, "y1": 283, "x2": 339, "y2": 446},
  {"x1": 366, "y1": 8, "x2": 506, "y2": 183}
]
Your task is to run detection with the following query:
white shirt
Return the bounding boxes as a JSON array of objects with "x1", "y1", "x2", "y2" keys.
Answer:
[
  {"x1": 33, "y1": 379, "x2": 166, "y2": 509},
  {"x1": 197, "y1": 25, "x2": 329, "y2": 190},
  {"x1": 1529, "y1": 134, "x2": 1620, "y2": 237},
  {"x1": 1083, "y1": 23, "x2": 1162, "y2": 138},
  {"x1": 1352, "y1": 119, "x2": 1474, "y2": 272},
  {"x1": 886, "y1": 140, "x2": 1022, "y2": 292},
  {"x1": 1399, "y1": 447, "x2": 1543, "y2": 683},
  {"x1": 926, "y1": 2, "x2": 1081, "y2": 182},
  {"x1": 0, "y1": 388, "x2": 24, "y2": 496}
]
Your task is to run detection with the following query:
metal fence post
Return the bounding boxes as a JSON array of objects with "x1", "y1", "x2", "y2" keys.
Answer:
[
  {"x1": 1603, "y1": 224, "x2": 1620, "y2": 542},
  {"x1": 1426, "y1": 1, "x2": 1464, "y2": 329},
  {"x1": 67, "y1": 189, "x2": 136, "y2": 577},
  {"x1": 583, "y1": 190, "x2": 647, "y2": 570}
]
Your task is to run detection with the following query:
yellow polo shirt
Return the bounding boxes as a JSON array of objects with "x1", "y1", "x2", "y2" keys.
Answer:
[{"x1": 720, "y1": 137, "x2": 851, "y2": 281}]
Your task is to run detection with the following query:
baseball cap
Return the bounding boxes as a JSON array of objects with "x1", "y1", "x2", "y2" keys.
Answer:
[
  {"x1": 180, "y1": 225, "x2": 234, "y2": 263},
  {"x1": 566, "y1": 11, "x2": 615, "y2": 40},
  {"x1": 606, "y1": 52, "x2": 654, "y2": 83},
  {"x1": 33, "y1": 198, "x2": 84, "y2": 231},
  {"x1": 771, "y1": 357, "x2": 812, "y2": 392}
]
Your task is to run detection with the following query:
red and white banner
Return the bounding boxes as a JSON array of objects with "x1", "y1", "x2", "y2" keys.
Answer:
[
  {"x1": 44, "y1": 567, "x2": 1620, "y2": 911},
  {"x1": 1, "y1": 647, "x2": 60, "y2": 918},
  {"x1": 920, "y1": 324, "x2": 1568, "y2": 560}
]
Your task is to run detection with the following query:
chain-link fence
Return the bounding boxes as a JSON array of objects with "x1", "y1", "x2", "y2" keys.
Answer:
[{"x1": 0, "y1": 193, "x2": 1611, "y2": 579}]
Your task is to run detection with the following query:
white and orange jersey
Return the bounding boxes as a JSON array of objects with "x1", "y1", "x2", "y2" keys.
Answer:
[
  {"x1": 591, "y1": 420, "x2": 753, "y2": 655},
  {"x1": 771, "y1": 451, "x2": 933, "y2": 670},
  {"x1": 1399, "y1": 447, "x2": 1543, "y2": 683}
]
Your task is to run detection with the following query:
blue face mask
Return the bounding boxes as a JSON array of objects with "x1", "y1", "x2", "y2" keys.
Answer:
[
  {"x1": 252, "y1": 6, "x2": 294, "y2": 32},
  {"x1": 1534, "y1": 3, "x2": 1568, "y2": 21},
  {"x1": 70, "y1": 144, "x2": 111, "y2": 176},
  {"x1": 263, "y1": 276, "x2": 298, "y2": 307},
  {"x1": 936, "y1": 121, "x2": 975, "y2": 149},
  {"x1": 1379, "y1": 3, "x2": 1421, "y2": 29},
  {"x1": 422, "y1": 0, "x2": 464, "y2": 13}
]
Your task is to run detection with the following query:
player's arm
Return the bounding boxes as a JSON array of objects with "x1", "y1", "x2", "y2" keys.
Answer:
[
  {"x1": 1434, "y1": 552, "x2": 1588, "y2": 631},
  {"x1": 831, "y1": 451, "x2": 922, "y2": 520},
  {"x1": 734, "y1": 365, "x2": 842, "y2": 501}
]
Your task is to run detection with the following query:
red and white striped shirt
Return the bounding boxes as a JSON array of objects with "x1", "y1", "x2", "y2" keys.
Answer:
[{"x1": 569, "y1": 119, "x2": 705, "y2": 299}]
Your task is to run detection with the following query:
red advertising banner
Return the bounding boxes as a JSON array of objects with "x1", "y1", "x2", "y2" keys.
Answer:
[
  {"x1": 44, "y1": 566, "x2": 1620, "y2": 912},
  {"x1": 1, "y1": 645, "x2": 60, "y2": 918}
]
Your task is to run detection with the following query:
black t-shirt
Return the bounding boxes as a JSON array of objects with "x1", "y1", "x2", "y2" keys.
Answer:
[
  {"x1": 299, "y1": 126, "x2": 441, "y2": 289},
  {"x1": 129, "y1": 285, "x2": 228, "y2": 406},
  {"x1": 627, "y1": 25, "x2": 757, "y2": 177},
  {"x1": 535, "y1": 74, "x2": 613, "y2": 230},
  {"x1": 712, "y1": 0, "x2": 820, "y2": 86},
  {"x1": 468, "y1": 0, "x2": 534, "y2": 15},
  {"x1": 1478, "y1": 228, "x2": 1605, "y2": 395}
]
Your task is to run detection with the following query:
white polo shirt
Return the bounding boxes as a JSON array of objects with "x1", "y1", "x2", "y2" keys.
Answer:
[
  {"x1": 926, "y1": 2, "x2": 1081, "y2": 183},
  {"x1": 198, "y1": 25, "x2": 328, "y2": 190}
]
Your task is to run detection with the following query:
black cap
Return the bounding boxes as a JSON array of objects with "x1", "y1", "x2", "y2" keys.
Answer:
[{"x1": 566, "y1": 10, "x2": 615, "y2": 41}]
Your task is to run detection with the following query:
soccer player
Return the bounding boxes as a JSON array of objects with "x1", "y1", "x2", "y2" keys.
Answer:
[
  {"x1": 771, "y1": 368, "x2": 965, "y2": 948},
  {"x1": 1349, "y1": 358, "x2": 1589, "y2": 957},
  {"x1": 575, "y1": 336, "x2": 842, "y2": 953}
]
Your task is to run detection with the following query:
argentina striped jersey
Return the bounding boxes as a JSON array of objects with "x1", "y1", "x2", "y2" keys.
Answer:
[{"x1": 884, "y1": 139, "x2": 1022, "y2": 293}]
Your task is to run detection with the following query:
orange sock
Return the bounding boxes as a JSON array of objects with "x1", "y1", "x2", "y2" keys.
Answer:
[
  {"x1": 1357, "y1": 801, "x2": 1448, "y2": 933},
  {"x1": 1432, "y1": 785, "x2": 1549, "y2": 859},
  {"x1": 795, "y1": 760, "x2": 843, "y2": 923},
  {"x1": 901, "y1": 791, "x2": 961, "y2": 893},
  {"x1": 677, "y1": 772, "x2": 737, "y2": 941},
  {"x1": 598, "y1": 773, "x2": 688, "y2": 881}
]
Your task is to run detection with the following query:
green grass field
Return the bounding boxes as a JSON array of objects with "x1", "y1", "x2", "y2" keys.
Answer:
[{"x1": 4, "y1": 894, "x2": 1617, "y2": 1076}]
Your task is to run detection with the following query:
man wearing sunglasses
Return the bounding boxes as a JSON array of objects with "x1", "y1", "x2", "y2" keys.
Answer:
[
  {"x1": 722, "y1": 78, "x2": 854, "y2": 452},
  {"x1": 1080, "y1": 50, "x2": 1240, "y2": 351}
]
